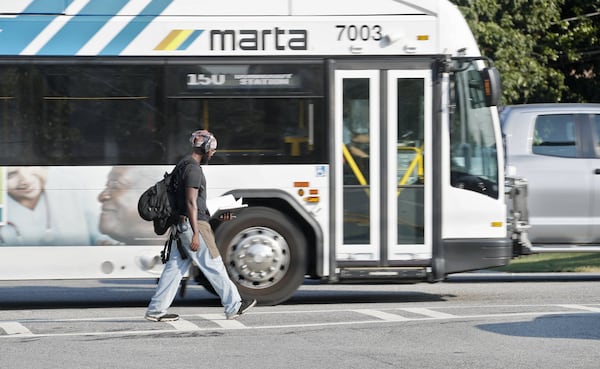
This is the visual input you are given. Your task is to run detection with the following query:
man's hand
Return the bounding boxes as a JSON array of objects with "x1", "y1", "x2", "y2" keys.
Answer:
[
  {"x1": 218, "y1": 212, "x2": 235, "y2": 221},
  {"x1": 190, "y1": 232, "x2": 200, "y2": 251}
]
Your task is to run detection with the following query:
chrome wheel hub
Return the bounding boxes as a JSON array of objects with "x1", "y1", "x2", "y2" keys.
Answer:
[{"x1": 226, "y1": 226, "x2": 290, "y2": 289}]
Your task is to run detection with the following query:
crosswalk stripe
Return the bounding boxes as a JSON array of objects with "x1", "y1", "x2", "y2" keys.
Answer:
[
  {"x1": 2, "y1": 303, "x2": 598, "y2": 339},
  {"x1": 556, "y1": 304, "x2": 600, "y2": 313},
  {"x1": 197, "y1": 314, "x2": 249, "y2": 329},
  {"x1": 167, "y1": 319, "x2": 200, "y2": 331},
  {"x1": 353, "y1": 309, "x2": 410, "y2": 321},
  {"x1": 400, "y1": 308, "x2": 456, "y2": 319},
  {"x1": 0, "y1": 322, "x2": 33, "y2": 335}
]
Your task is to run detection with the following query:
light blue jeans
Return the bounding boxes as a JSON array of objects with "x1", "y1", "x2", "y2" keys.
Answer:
[{"x1": 146, "y1": 220, "x2": 242, "y2": 317}]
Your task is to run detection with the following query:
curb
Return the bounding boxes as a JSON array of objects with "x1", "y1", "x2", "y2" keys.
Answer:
[{"x1": 445, "y1": 271, "x2": 600, "y2": 282}]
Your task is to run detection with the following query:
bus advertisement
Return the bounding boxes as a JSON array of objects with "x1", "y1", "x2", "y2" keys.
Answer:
[{"x1": 0, "y1": 0, "x2": 512, "y2": 305}]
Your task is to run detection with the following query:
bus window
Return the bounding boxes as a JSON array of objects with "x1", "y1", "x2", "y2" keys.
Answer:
[
  {"x1": 168, "y1": 97, "x2": 325, "y2": 165},
  {"x1": 397, "y1": 78, "x2": 424, "y2": 185},
  {"x1": 0, "y1": 61, "x2": 327, "y2": 166},
  {"x1": 0, "y1": 66, "x2": 36, "y2": 164},
  {"x1": 0, "y1": 64, "x2": 164, "y2": 166},
  {"x1": 40, "y1": 65, "x2": 163, "y2": 165},
  {"x1": 166, "y1": 62, "x2": 326, "y2": 165},
  {"x1": 342, "y1": 78, "x2": 371, "y2": 244},
  {"x1": 396, "y1": 78, "x2": 425, "y2": 244},
  {"x1": 450, "y1": 61, "x2": 499, "y2": 199}
]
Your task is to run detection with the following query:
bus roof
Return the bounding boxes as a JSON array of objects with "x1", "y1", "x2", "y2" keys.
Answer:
[
  {"x1": 2, "y1": 0, "x2": 445, "y2": 16},
  {"x1": 0, "y1": 0, "x2": 479, "y2": 57}
]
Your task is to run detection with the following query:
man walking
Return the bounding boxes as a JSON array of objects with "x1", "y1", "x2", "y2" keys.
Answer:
[{"x1": 145, "y1": 130, "x2": 256, "y2": 321}]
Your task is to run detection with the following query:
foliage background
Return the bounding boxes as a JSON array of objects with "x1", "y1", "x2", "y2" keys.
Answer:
[{"x1": 450, "y1": 0, "x2": 599, "y2": 104}]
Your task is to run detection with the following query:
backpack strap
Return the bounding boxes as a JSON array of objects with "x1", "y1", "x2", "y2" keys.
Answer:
[
  {"x1": 175, "y1": 235, "x2": 187, "y2": 260},
  {"x1": 160, "y1": 233, "x2": 172, "y2": 264},
  {"x1": 179, "y1": 158, "x2": 195, "y2": 183},
  {"x1": 160, "y1": 228, "x2": 188, "y2": 263},
  {"x1": 169, "y1": 159, "x2": 194, "y2": 216}
]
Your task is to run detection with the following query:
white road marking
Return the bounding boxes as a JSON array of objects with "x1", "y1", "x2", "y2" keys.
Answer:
[
  {"x1": 353, "y1": 309, "x2": 410, "y2": 321},
  {"x1": 0, "y1": 322, "x2": 33, "y2": 336},
  {"x1": 400, "y1": 307, "x2": 457, "y2": 319},
  {"x1": 167, "y1": 319, "x2": 200, "y2": 331},
  {"x1": 197, "y1": 314, "x2": 249, "y2": 329},
  {"x1": 1, "y1": 304, "x2": 599, "y2": 339},
  {"x1": 556, "y1": 304, "x2": 600, "y2": 313}
]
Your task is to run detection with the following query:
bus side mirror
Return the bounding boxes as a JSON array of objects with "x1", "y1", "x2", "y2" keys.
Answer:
[{"x1": 480, "y1": 67, "x2": 501, "y2": 107}]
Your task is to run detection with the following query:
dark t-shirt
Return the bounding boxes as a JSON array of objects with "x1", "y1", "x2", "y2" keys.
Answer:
[{"x1": 175, "y1": 155, "x2": 210, "y2": 222}]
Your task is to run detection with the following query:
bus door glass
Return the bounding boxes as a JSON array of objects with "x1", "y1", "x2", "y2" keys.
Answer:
[
  {"x1": 335, "y1": 70, "x2": 380, "y2": 260},
  {"x1": 387, "y1": 70, "x2": 431, "y2": 260},
  {"x1": 335, "y1": 69, "x2": 431, "y2": 262}
]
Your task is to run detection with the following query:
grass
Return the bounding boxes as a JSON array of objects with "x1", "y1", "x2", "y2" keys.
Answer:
[{"x1": 494, "y1": 253, "x2": 600, "y2": 273}]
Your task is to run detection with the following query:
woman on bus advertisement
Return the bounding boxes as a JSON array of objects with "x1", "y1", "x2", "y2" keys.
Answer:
[{"x1": 0, "y1": 166, "x2": 104, "y2": 246}]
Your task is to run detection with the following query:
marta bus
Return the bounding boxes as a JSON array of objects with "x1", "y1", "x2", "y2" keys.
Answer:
[{"x1": 0, "y1": 0, "x2": 513, "y2": 305}]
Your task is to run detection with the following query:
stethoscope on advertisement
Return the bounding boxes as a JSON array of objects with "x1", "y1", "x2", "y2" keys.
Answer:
[
  {"x1": 0, "y1": 221, "x2": 22, "y2": 244},
  {"x1": 0, "y1": 194, "x2": 54, "y2": 245}
]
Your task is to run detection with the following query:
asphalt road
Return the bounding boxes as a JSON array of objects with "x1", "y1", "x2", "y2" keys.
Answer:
[{"x1": 1, "y1": 274, "x2": 599, "y2": 369}]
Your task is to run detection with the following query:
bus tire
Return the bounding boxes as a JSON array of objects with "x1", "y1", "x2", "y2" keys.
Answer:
[{"x1": 214, "y1": 206, "x2": 306, "y2": 306}]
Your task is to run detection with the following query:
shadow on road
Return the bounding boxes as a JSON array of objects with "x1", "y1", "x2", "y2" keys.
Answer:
[
  {"x1": 0, "y1": 279, "x2": 449, "y2": 309},
  {"x1": 478, "y1": 313, "x2": 600, "y2": 340},
  {"x1": 0, "y1": 279, "x2": 220, "y2": 310},
  {"x1": 446, "y1": 272, "x2": 600, "y2": 283}
]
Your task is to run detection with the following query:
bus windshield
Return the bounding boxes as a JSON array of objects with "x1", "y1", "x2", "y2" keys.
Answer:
[{"x1": 449, "y1": 60, "x2": 499, "y2": 199}]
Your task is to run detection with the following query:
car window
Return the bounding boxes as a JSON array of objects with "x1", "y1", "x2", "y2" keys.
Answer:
[
  {"x1": 532, "y1": 114, "x2": 577, "y2": 158},
  {"x1": 593, "y1": 114, "x2": 600, "y2": 157}
]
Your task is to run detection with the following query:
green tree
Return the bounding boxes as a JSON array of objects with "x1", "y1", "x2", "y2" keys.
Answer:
[
  {"x1": 451, "y1": 0, "x2": 599, "y2": 104},
  {"x1": 557, "y1": 0, "x2": 600, "y2": 102}
]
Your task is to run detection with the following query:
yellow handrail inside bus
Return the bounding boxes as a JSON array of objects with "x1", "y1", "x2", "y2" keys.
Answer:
[
  {"x1": 342, "y1": 143, "x2": 423, "y2": 197},
  {"x1": 342, "y1": 144, "x2": 368, "y2": 186},
  {"x1": 397, "y1": 145, "x2": 423, "y2": 196}
]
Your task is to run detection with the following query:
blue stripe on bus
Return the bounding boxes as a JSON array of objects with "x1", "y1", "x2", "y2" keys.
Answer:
[
  {"x1": 77, "y1": 0, "x2": 127, "y2": 15},
  {"x1": 0, "y1": 0, "x2": 60, "y2": 54},
  {"x1": 37, "y1": 16, "x2": 114, "y2": 55},
  {"x1": 38, "y1": 0, "x2": 129, "y2": 55},
  {"x1": 100, "y1": 0, "x2": 173, "y2": 55},
  {"x1": 0, "y1": 16, "x2": 56, "y2": 54},
  {"x1": 177, "y1": 30, "x2": 204, "y2": 50},
  {"x1": 20, "y1": 0, "x2": 67, "y2": 14}
]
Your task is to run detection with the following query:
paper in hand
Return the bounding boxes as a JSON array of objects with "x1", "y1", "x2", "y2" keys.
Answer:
[{"x1": 206, "y1": 195, "x2": 247, "y2": 218}]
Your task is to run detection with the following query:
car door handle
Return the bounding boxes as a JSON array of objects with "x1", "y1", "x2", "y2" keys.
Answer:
[{"x1": 595, "y1": 169, "x2": 600, "y2": 175}]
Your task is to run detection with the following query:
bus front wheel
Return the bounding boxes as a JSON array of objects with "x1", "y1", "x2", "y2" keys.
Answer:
[{"x1": 214, "y1": 206, "x2": 306, "y2": 306}]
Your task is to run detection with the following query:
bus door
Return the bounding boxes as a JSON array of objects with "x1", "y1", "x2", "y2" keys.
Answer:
[
  {"x1": 386, "y1": 70, "x2": 431, "y2": 262},
  {"x1": 334, "y1": 69, "x2": 431, "y2": 264}
]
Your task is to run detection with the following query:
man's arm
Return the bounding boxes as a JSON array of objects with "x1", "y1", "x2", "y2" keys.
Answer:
[{"x1": 185, "y1": 186, "x2": 201, "y2": 251}]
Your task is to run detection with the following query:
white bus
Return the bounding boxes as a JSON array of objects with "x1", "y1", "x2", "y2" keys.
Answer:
[{"x1": 0, "y1": 0, "x2": 510, "y2": 305}]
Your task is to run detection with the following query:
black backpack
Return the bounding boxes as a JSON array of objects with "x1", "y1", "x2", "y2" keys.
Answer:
[{"x1": 137, "y1": 163, "x2": 187, "y2": 235}]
